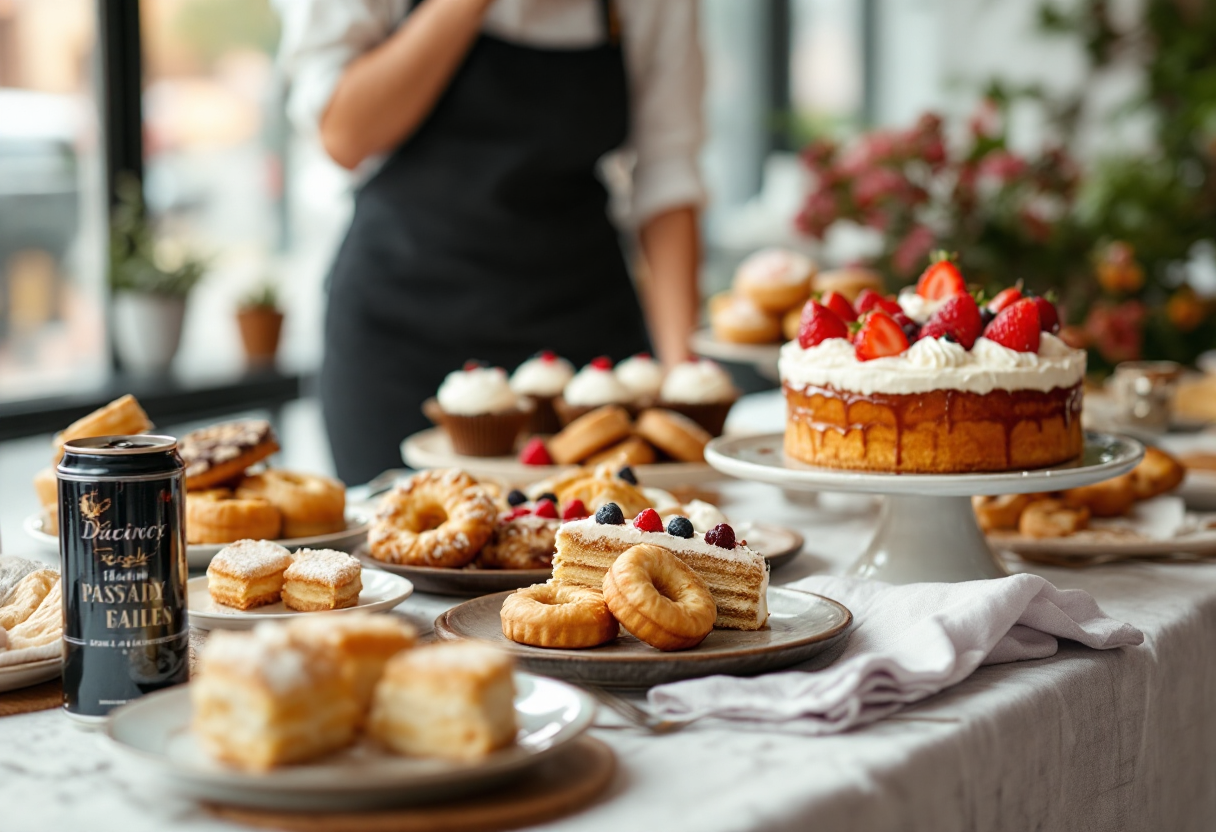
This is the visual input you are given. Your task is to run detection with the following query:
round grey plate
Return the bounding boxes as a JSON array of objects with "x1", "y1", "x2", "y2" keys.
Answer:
[
  {"x1": 435, "y1": 587, "x2": 852, "y2": 688},
  {"x1": 357, "y1": 525, "x2": 804, "y2": 597}
]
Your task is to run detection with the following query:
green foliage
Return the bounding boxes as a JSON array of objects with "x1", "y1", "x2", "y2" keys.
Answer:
[
  {"x1": 240, "y1": 282, "x2": 280, "y2": 311},
  {"x1": 109, "y1": 175, "x2": 207, "y2": 297}
]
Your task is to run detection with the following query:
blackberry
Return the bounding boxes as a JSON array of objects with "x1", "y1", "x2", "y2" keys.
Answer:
[
  {"x1": 617, "y1": 466, "x2": 638, "y2": 485},
  {"x1": 506, "y1": 489, "x2": 527, "y2": 507},
  {"x1": 595, "y1": 502, "x2": 625, "y2": 525},
  {"x1": 666, "y1": 517, "x2": 694, "y2": 539},
  {"x1": 538, "y1": 492, "x2": 558, "y2": 506},
  {"x1": 979, "y1": 307, "x2": 995, "y2": 328},
  {"x1": 704, "y1": 523, "x2": 736, "y2": 549}
]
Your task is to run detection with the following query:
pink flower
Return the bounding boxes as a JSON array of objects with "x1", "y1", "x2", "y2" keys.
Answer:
[
  {"x1": 796, "y1": 189, "x2": 839, "y2": 239},
  {"x1": 978, "y1": 150, "x2": 1027, "y2": 183},
  {"x1": 892, "y1": 226, "x2": 936, "y2": 277},
  {"x1": 1019, "y1": 207, "x2": 1051, "y2": 243},
  {"x1": 1084, "y1": 301, "x2": 1147, "y2": 364},
  {"x1": 852, "y1": 167, "x2": 907, "y2": 209},
  {"x1": 968, "y1": 99, "x2": 1002, "y2": 139}
]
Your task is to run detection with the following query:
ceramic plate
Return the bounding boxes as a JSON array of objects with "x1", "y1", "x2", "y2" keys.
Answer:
[
  {"x1": 989, "y1": 525, "x2": 1216, "y2": 561},
  {"x1": 186, "y1": 570, "x2": 414, "y2": 631},
  {"x1": 401, "y1": 428, "x2": 724, "y2": 490},
  {"x1": 1179, "y1": 470, "x2": 1216, "y2": 511},
  {"x1": 104, "y1": 673, "x2": 595, "y2": 810},
  {"x1": 355, "y1": 525, "x2": 803, "y2": 597},
  {"x1": 435, "y1": 587, "x2": 852, "y2": 688},
  {"x1": 25, "y1": 510, "x2": 371, "y2": 570},
  {"x1": 689, "y1": 328, "x2": 781, "y2": 381},
  {"x1": 0, "y1": 657, "x2": 60, "y2": 693}
]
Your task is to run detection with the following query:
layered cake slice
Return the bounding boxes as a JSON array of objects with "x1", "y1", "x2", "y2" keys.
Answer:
[{"x1": 552, "y1": 505, "x2": 769, "y2": 630}]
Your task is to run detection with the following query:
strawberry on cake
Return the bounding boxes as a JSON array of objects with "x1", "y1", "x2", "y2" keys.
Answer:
[{"x1": 780, "y1": 255, "x2": 1086, "y2": 473}]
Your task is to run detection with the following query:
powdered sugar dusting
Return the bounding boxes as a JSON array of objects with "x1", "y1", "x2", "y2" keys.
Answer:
[
  {"x1": 284, "y1": 549, "x2": 361, "y2": 586},
  {"x1": 207, "y1": 540, "x2": 292, "y2": 579},
  {"x1": 202, "y1": 625, "x2": 311, "y2": 694}
]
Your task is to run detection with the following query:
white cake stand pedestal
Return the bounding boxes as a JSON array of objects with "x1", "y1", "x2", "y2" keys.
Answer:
[{"x1": 705, "y1": 432, "x2": 1144, "y2": 584}]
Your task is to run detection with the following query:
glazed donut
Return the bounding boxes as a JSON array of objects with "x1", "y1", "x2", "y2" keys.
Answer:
[
  {"x1": 1019, "y1": 499, "x2": 1090, "y2": 539},
  {"x1": 180, "y1": 420, "x2": 280, "y2": 490},
  {"x1": 1062, "y1": 474, "x2": 1136, "y2": 518},
  {"x1": 53, "y1": 394, "x2": 152, "y2": 463},
  {"x1": 476, "y1": 514, "x2": 557, "y2": 570},
  {"x1": 237, "y1": 470, "x2": 346, "y2": 538},
  {"x1": 1128, "y1": 446, "x2": 1185, "y2": 500},
  {"x1": 368, "y1": 469, "x2": 496, "y2": 567},
  {"x1": 635, "y1": 409, "x2": 710, "y2": 463},
  {"x1": 500, "y1": 582, "x2": 618, "y2": 648},
  {"x1": 554, "y1": 474, "x2": 652, "y2": 520},
  {"x1": 187, "y1": 489, "x2": 282, "y2": 544},
  {"x1": 972, "y1": 494, "x2": 1034, "y2": 533},
  {"x1": 547, "y1": 406, "x2": 633, "y2": 465},
  {"x1": 602, "y1": 544, "x2": 716, "y2": 652},
  {"x1": 708, "y1": 292, "x2": 783, "y2": 345},
  {"x1": 585, "y1": 435, "x2": 656, "y2": 468}
]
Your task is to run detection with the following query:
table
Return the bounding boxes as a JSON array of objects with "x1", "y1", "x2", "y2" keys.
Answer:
[{"x1": 3, "y1": 487, "x2": 1215, "y2": 832}]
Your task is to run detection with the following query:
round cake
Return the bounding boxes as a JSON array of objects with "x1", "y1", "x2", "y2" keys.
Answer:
[{"x1": 779, "y1": 261, "x2": 1086, "y2": 474}]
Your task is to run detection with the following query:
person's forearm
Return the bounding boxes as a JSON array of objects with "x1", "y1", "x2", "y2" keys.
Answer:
[
  {"x1": 638, "y1": 206, "x2": 700, "y2": 367},
  {"x1": 320, "y1": 0, "x2": 494, "y2": 169}
]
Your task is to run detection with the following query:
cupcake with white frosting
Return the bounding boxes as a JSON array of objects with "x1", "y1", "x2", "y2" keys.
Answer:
[
  {"x1": 615, "y1": 352, "x2": 665, "y2": 406},
  {"x1": 427, "y1": 362, "x2": 533, "y2": 457},
  {"x1": 510, "y1": 350, "x2": 574, "y2": 434},
  {"x1": 554, "y1": 356, "x2": 634, "y2": 425},
  {"x1": 656, "y1": 358, "x2": 739, "y2": 436},
  {"x1": 733, "y1": 248, "x2": 816, "y2": 314}
]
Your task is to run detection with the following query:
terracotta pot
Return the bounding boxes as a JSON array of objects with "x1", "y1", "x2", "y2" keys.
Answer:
[{"x1": 237, "y1": 307, "x2": 283, "y2": 367}]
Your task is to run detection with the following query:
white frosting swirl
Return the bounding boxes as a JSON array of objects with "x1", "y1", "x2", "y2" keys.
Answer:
[
  {"x1": 735, "y1": 248, "x2": 814, "y2": 287},
  {"x1": 437, "y1": 366, "x2": 519, "y2": 414},
  {"x1": 563, "y1": 364, "x2": 631, "y2": 406},
  {"x1": 897, "y1": 289, "x2": 948, "y2": 324},
  {"x1": 510, "y1": 354, "x2": 574, "y2": 397},
  {"x1": 660, "y1": 360, "x2": 738, "y2": 404},
  {"x1": 682, "y1": 499, "x2": 728, "y2": 533},
  {"x1": 615, "y1": 354, "x2": 664, "y2": 400},
  {"x1": 779, "y1": 333, "x2": 1085, "y2": 396}
]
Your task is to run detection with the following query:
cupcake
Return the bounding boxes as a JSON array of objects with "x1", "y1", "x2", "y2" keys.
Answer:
[
  {"x1": 733, "y1": 248, "x2": 816, "y2": 314},
  {"x1": 554, "y1": 357, "x2": 633, "y2": 425},
  {"x1": 614, "y1": 352, "x2": 665, "y2": 407},
  {"x1": 426, "y1": 363, "x2": 533, "y2": 457},
  {"x1": 657, "y1": 359, "x2": 739, "y2": 436},
  {"x1": 510, "y1": 350, "x2": 574, "y2": 435}
]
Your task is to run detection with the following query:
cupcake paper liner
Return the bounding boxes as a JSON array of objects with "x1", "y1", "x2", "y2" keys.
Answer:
[{"x1": 424, "y1": 397, "x2": 532, "y2": 458}]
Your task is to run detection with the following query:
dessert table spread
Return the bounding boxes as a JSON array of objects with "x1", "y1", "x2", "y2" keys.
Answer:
[{"x1": 4, "y1": 408, "x2": 1216, "y2": 831}]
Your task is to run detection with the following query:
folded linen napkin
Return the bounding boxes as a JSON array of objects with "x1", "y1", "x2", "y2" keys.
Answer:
[{"x1": 647, "y1": 573, "x2": 1143, "y2": 734}]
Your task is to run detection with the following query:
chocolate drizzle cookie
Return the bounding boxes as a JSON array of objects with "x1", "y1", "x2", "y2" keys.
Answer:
[{"x1": 180, "y1": 419, "x2": 280, "y2": 490}]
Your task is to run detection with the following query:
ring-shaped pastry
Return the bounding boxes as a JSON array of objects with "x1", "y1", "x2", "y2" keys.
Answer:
[
  {"x1": 500, "y1": 582, "x2": 618, "y2": 648},
  {"x1": 368, "y1": 469, "x2": 495, "y2": 567},
  {"x1": 602, "y1": 544, "x2": 716, "y2": 652},
  {"x1": 237, "y1": 470, "x2": 346, "y2": 538}
]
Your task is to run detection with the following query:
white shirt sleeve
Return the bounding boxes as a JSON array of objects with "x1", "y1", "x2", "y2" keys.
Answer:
[
  {"x1": 272, "y1": 0, "x2": 403, "y2": 138},
  {"x1": 618, "y1": 0, "x2": 706, "y2": 226}
]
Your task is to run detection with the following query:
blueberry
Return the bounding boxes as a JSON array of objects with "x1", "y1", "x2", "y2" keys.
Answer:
[
  {"x1": 941, "y1": 332, "x2": 956, "y2": 343},
  {"x1": 617, "y1": 466, "x2": 638, "y2": 485},
  {"x1": 666, "y1": 517, "x2": 694, "y2": 539},
  {"x1": 538, "y1": 492, "x2": 558, "y2": 506},
  {"x1": 506, "y1": 489, "x2": 527, "y2": 507},
  {"x1": 900, "y1": 321, "x2": 921, "y2": 342},
  {"x1": 595, "y1": 502, "x2": 625, "y2": 525}
]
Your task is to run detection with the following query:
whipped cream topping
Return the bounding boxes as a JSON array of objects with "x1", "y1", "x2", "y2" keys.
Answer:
[
  {"x1": 897, "y1": 289, "x2": 948, "y2": 324},
  {"x1": 660, "y1": 359, "x2": 738, "y2": 404},
  {"x1": 437, "y1": 366, "x2": 519, "y2": 415},
  {"x1": 560, "y1": 517, "x2": 765, "y2": 567},
  {"x1": 510, "y1": 353, "x2": 574, "y2": 397},
  {"x1": 735, "y1": 247, "x2": 814, "y2": 287},
  {"x1": 563, "y1": 364, "x2": 631, "y2": 407},
  {"x1": 680, "y1": 499, "x2": 728, "y2": 533},
  {"x1": 615, "y1": 354, "x2": 664, "y2": 400},
  {"x1": 779, "y1": 332, "x2": 1086, "y2": 396}
]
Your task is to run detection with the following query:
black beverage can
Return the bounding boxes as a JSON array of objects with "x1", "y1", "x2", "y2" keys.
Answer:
[{"x1": 57, "y1": 435, "x2": 189, "y2": 721}]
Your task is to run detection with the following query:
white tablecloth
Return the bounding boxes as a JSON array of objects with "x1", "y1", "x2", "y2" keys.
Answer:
[{"x1": 3, "y1": 485, "x2": 1215, "y2": 831}]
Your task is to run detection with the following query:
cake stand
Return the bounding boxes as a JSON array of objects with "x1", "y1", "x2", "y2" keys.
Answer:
[
  {"x1": 704, "y1": 431, "x2": 1145, "y2": 584},
  {"x1": 689, "y1": 328, "x2": 781, "y2": 381}
]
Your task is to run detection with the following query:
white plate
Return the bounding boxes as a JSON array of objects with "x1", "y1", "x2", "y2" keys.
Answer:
[
  {"x1": 689, "y1": 328, "x2": 781, "y2": 381},
  {"x1": 401, "y1": 427, "x2": 724, "y2": 489},
  {"x1": 0, "y1": 657, "x2": 60, "y2": 693},
  {"x1": 186, "y1": 570, "x2": 414, "y2": 630},
  {"x1": 104, "y1": 672, "x2": 595, "y2": 810},
  {"x1": 25, "y1": 510, "x2": 372, "y2": 571},
  {"x1": 1179, "y1": 470, "x2": 1216, "y2": 511},
  {"x1": 990, "y1": 527, "x2": 1216, "y2": 560}
]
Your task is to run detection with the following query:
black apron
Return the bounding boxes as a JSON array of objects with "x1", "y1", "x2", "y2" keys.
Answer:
[{"x1": 320, "y1": 0, "x2": 651, "y2": 484}]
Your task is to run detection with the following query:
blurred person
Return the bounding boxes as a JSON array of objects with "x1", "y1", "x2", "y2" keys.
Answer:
[{"x1": 275, "y1": 0, "x2": 704, "y2": 483}]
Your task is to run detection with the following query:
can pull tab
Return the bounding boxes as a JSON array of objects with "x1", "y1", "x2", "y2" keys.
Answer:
[{"x1": 106, "y1": 439, "x2": 154, "y2": 450}]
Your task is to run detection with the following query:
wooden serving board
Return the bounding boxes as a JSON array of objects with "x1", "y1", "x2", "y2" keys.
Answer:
[
  {"x1": 0, "y1": 679, "x2": 61, "y2": 717},
  {"x1": 205, "y1": 736, "x2": 616, "y2": 832}
]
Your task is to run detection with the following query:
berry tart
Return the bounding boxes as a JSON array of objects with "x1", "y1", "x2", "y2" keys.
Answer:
[
  {"x1": 779, "y1": 256, "x2": 1086, "y2": 473},
  {"x1": 426, "y1": 362, "x2": 534, "y2": 457},
  {"x1": 509, "y1": 350, "x2": 574, "y2": 435},
  {"x1": 554, "y1": 357, "x2": 634, "y2": 425}
]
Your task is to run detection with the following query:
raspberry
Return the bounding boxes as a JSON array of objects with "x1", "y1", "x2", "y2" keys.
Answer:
[
  {"x1": 539, "y1": 350, "x2": 557, "y2": 362},
  {"x1": 561, "y1": 499, "x2": 589, "y2": 521},
  {"x1": 797, "y1": 300, "x2": 850, "y2": 349},
  {"x1": 506, "y1": 489, "x2": 527, "y2": 506},
  {"x1": 590, "y1": 356, "x2": 613, "y2": 371},
  {"x1": 633, "y1": 508, "x2": 663, "y2": 533},
  {"x1": 666, "y1": 517, "x2": 694, "y2": 538},
  {"x1": 518, "y1": 437, "x2": 552, "y2": 466},
  {"x1": 704, "y1": 523, "x2": 736, "y2": 549},
  {"x1": 617, "y1": 466, "x2": 638, "y2": 485},
  {"x1": 595, "y1": 502, "x2": 624, "y2": 525},
  {"x1": 533, "y1": 499, "x2": 558, "y2": 519},
  {"x1": 504, "y1": 506, "x2": 531, "y2": 521}
]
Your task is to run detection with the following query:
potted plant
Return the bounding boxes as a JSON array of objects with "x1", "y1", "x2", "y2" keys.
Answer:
[
  {"x1": 236, "y1": 282, "x2": 284, "y2": 367},
  {"x1": 109, "y1": 176, "x2": 206, "y2": 374}
]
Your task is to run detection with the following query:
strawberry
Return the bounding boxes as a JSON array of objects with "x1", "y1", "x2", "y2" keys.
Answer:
[
  {"x1": 988, "y1": 286, "x2": 1022, "y2": 314},
  {"x1": 983, "y1": 298, "x2": 1041, "y2": 352},
  {"x1": 533, "y1": 498, "x2": 558, "y2": 519},
  {"x1": 855, "y1": 289, "x2": 902, "y2": 317},
  {"x1": 821, "y1": 290, "x2": 858, "y2": 323},
  {"x1": 854, "y1": 311, "x2": 910, "y2": 361},
  {"x1": 919, "y1": 293, "x2": 983, "y2": 349},
  {"x1": 916, "y1": 254, "x2": 967, "y2": 300},
  {"x1": 561, "y1": 499, "x2": 589, "y2": 521},
  {"x1": 797, "y1": 300, "x2": 849, "y2": 349},
  {"x1": 1031, "y1": 296, "x2": 1060, "y2": 334},
  {"x1": 633, "y1": 508, "x2": 663, "y2": 533},
  {"x1": 518, "y1": 437, "x2": 553, "y2": 466},
  {"x1": 589, "y1": 356, "x2": 613, "y2": 371},
  {"x1": 504, "y1": 506, "x2": 531, "y2": 522}
]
